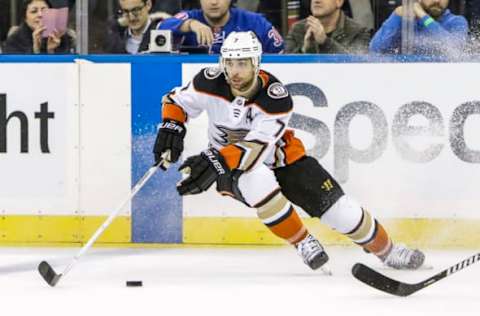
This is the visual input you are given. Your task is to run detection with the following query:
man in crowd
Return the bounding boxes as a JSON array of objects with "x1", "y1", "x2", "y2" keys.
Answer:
[
  {"x1": 286, "y1": 0, "x2": 371, "y2": 54},
  {"x1": 104, "y1": 0, "x2": 170, "y2": 54},
  {"x1": 158, "y1": 0, "x2": 284, "y2": 54},
  {"x1": 369, "y1": 0, "x2": 468, "y2": 55}
]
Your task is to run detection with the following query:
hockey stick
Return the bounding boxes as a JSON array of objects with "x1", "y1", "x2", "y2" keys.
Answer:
[
  {"x1": 38, "y1": 157, "x2": 171, "y2": 287},
  {"x1": 352, "y1": 252, "x2": 480, "y2": 297}
]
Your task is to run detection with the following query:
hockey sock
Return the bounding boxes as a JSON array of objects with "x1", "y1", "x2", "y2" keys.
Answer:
[
  {"x1": 255, "y1": 191, "x2": 308, "y2": 244},
  {"x1": 321, "y1": 195, "x2": 392, "y2": 258},
  {"x1": 350, "y1": 214, "x2": 392, "y2": 258}
]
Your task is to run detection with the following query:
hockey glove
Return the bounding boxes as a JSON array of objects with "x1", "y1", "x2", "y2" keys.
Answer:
[
  {"x1": 177, "y1": 149, "x2": 229, "y2": 196},
  {"x1": 153, "y1": 119, "x2": 186, "y2": 165},
  {"x1": 216, "y1": 170, "x2": 246, "y2": 204}
]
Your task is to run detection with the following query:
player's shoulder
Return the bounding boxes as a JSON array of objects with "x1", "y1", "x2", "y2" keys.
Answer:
[
  {"x1": 193, "y1": 67, "x2": 231, "y2": 99},
  {"x1": 252, "y1": 70, "x2": 292, "y2": 115}
]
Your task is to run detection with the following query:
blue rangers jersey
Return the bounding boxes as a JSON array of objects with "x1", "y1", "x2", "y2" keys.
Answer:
[{"x1": 158, "y1": 8, "x2": 284, "y2": 54}]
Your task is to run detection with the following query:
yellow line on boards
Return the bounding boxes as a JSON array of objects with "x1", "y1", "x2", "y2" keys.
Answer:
[
  {"x1": 183, "y1": 217, "x2": 480, "y2": 249},
  {"x1": 0, "y1": 215, "x2": 130, "y2": 243},
  {"x1": 1, "y1": 216, "x2": 479, "y2": 249}
]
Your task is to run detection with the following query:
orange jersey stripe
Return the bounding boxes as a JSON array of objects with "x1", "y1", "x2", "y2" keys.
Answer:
[
  {"x1": 282, "y1": 130, "x2": 306, "y2": 165},
  {"x1": 162, "y1": 103, "x2": 187, "y2": 123},
  {"x1": 258, "y1": 71, "x2": 270, "y2": 88},
  {"x1": 220, "y1": 144, "x2": 243, "y2": 170}
]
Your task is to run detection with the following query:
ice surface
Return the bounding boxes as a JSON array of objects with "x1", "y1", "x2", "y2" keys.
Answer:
[{"x1": 0, "y1": 246, "x2": 478, "y2": 316}]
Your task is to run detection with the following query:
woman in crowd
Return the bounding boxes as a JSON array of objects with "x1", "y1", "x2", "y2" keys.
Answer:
[{"x1": 3, "y1": 0, "x2": 75, "y2": 54}]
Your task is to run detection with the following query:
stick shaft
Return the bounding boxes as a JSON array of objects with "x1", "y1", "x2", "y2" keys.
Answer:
[{"x1": 61, "y1": 162, "x2": 162, "y2": 277}]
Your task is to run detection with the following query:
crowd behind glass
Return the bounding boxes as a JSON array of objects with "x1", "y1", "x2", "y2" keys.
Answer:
[{"x1": 0, "y1": 0, "x2": 479, "y2": 57}]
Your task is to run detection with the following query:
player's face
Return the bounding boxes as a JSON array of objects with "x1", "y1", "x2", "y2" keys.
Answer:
[
  {"x1": 25, "y1": 0, "x2": 49, "y2": 30},
  {"x1": 224, "y1": 58, "x2": 256, "y2": 92},
  {"x1": 119, "y1": 0, "x2": 151, "y2": 32},
  {"x1": 201, "y1": 0, "x2": 231, "y2": 21},
  {"x1": 420, "y1": 0, "x2": 449, "y2": 18},
  {"x1": 310, "y1": 0, "x2": 343, "y2": 18}
]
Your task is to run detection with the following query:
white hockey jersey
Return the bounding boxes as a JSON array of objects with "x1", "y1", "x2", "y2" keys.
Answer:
[{"x1": 162, "y1": 67, "x2": 305, "y2": 171}]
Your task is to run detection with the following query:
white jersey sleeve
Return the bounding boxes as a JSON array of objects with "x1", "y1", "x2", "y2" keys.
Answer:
[{"x1": 168, "y1": 81, "x2": 205, "y2": 120}]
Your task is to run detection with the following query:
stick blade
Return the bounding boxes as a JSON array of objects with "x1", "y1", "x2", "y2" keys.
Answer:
[
  {"x1": 38, "y1": 261, "x2": 62, "y2": 287},
  {"x1": 352, "y1": 263, "x2": 416, "y2": 297}
]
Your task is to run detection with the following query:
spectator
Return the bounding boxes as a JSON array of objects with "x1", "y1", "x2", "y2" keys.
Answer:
[
  {"x1": 158, "y1": 0, "x2": 284, "y2": 54},
  {"x1": 301, "y1": 0, "x2": 374, "y2": 30},
  {"x1": 104, "y1": 0, "x2": 170, "y2": 54},
  {"x1": 285, "y1": 0, "x2": 371, "y2": 54},
  {"x1": 369, "y1": 0, "x2": 469, "y2": 56},
  {"x1": 4, "y1": 0, "x2": 75, "y2": 54}
]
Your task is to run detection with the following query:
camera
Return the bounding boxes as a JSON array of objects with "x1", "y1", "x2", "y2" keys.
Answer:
[{"x1": 149, "y1": 30, "x2": 173, "y2": 53}]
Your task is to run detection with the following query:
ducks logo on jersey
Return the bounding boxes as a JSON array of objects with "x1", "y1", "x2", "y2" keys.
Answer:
[{"x1": 214, "y1": 125, "x2": 250, "y2": 145}]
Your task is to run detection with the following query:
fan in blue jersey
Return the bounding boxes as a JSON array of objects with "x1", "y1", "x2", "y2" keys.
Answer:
[
  {"x1": 158, "y1": 0, "x2": 284, "y2": 54},
  {"x1": 370, "y1": 0, "x2": 468, "y2": 56}
]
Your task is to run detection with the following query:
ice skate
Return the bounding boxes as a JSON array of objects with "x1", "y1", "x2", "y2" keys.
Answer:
[
  {"x1": 382, "y1": 243, "x2": 425, "y2": 270},
  {"x1": 296, "y1": 234, "x2": 329, "y2": 270}
]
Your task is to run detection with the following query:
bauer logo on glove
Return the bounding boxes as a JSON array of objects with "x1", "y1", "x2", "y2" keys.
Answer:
[
  {"x1": 176, "y1": 149, "x2": 229, "y2": 196},
  {"x1": 159, "y1": 121, "x2": 185, "y2": 133},
  {"x1": 153, "y1": 119, "x2": 186, "y2": 165},
  {"x1": 203, "y1": 149, "x2": 226, "y2": 175}
]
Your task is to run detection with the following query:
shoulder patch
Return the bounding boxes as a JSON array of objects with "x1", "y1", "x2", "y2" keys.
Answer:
[
  {"x1": 267, "y1": 82, "x2": 289, "y2": 99},
  {"x1": 204, "y1": 67, "x2": 222, "y2": 80},
  {"x1": 250, "y1": 70, "x2": 292, "y2": 114}
]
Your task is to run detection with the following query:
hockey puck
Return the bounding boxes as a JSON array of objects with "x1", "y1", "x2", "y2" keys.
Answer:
[{"x1": 126, "y1": 280, "x2": 143, "y2": 287}]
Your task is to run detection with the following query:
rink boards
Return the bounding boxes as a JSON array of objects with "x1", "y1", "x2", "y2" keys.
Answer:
[{"x1": 0, "y1": 55, "x2": 479, "y2": 247}]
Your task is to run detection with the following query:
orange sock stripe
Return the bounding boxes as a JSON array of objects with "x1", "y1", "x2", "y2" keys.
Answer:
[
  {"x1": 220, "y1": 144, "x2": 244, "y2": 170},
  {"x1": 162, "y1": 103, "x2": 187, "y2": 123},
  {"x1": 361, "y1": 221, "x2": 392, "y2": 256},
  {"x1": 266, "y1": 207, "x2": 308, "y2": 244}
]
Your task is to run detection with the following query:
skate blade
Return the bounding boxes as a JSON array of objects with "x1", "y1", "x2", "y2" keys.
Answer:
[{"x1": 320, "y1": 264, "x2": 333, "y2": 276}]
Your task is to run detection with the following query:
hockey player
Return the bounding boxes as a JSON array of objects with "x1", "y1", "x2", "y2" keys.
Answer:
[{"x1": 153, "y1": 31, "x2": 425, "y2": 271}]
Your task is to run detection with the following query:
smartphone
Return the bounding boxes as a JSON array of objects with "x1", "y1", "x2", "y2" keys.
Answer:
[{"x1": 41, "y1": 7, "x2": 68, "y2": 38}]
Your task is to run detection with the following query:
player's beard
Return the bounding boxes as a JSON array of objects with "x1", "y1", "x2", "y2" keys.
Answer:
[
  {"x1": 230, "y1": 75, "x2": 255, "y2": 92},
  {"x1": 229, "y1": 74, "x2": 258, "y2": 97},
  {"x1": 237, "y1": 76, "x2": 256, "y2": 92}
]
